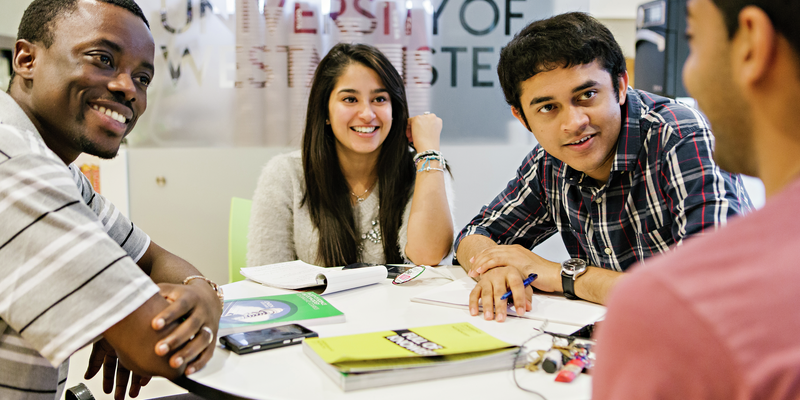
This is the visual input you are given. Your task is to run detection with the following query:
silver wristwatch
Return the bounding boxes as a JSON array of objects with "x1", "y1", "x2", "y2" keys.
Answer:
[{"x1": 560, "y1": 258, "x2": 587, "y2": 300}]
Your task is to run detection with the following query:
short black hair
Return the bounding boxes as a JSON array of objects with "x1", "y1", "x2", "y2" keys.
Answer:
[
  {"x1": 17, "y1": 0, "x2": 149, "y2": 48},
  {"x1": 9, "y1": 0, "x2": 149, "y2": 86},
  {"x1": 712, "y1": 0, "x2": 800, "y2": 57},
  {"x1": 497, "y1": 12, "x2": 626, "y2": 115}
]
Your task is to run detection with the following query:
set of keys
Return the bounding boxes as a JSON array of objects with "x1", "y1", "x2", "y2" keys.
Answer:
[{"x1": 525, "y1": 326, "x2": 596, "y2": 383}]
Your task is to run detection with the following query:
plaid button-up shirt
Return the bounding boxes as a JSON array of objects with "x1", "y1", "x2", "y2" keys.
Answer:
[{"x1": 455, "y1": 88, "x2": 753, "y2": 272}]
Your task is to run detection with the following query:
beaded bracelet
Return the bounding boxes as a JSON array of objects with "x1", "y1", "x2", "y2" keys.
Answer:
[
  {"x1": 412, "y1": 149, "x2": 443, "y2": 164},
  {"x1": 416, "y1": 156, "x2": 446, "y2": 173}
]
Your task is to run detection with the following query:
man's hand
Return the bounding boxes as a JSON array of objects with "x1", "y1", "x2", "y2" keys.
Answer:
[
  {"x1": 468, "y1": 244, "x2": 562, "y2": 291},
  {"x1": 84, "y1": 339, "x2": 152, "y2": 400},
  {"x1": 136, "y1": 242, "x2": 222, "y2": 375},
  {"x1": 151, "y1": 282, "x2": 221, "y2": 375},
  {"x1": 466, "y1": 242, "x2": 627, "y2": 306},
  {"x1": 466, "y1": 244, "x2": 562, "y2": 322},
  {"x1": 469, "y1": 266, "x2": 534, "y2": 321}
]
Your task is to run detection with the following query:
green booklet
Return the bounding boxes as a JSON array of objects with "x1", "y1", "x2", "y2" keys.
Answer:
[
  {"x1": 218, "y1": 292, "x2": 345, "y2": 336},
  {"x1": 302, "y1": 322, "x2": 521, "y2": 391}
]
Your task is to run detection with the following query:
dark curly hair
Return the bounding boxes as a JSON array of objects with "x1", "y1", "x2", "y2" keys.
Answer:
[{"x1": 497, "y1": 12, "x2": 626, "y2": 126}]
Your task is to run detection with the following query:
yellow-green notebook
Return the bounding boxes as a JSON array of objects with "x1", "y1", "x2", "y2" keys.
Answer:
[{"x1": 303, "y1": 322, "x2": 521, "y2": 391}]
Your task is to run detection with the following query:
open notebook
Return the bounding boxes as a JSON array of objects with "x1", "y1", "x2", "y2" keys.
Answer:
[
  {"x1": 240, "y1": 260, "x2": 388, "y2": 295},
  {"x1": 411, "y1": 277, "x2": 606, "y2": 327}
]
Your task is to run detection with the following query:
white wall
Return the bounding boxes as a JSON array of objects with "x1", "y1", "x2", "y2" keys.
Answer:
[
  {"x1": 590, "y1": 0, "x2": 642, "y2": 18},
  {"x1": 0, "y1": 0, "x2": 32, "y2": 37},
  {"x1": 127, "y1": 147, "x2": 293, "y2": 283}
]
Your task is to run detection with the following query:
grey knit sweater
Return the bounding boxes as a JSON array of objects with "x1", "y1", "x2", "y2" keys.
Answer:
[{"x1": 247, "y1": 150, "x2": 412, "y2": 267}]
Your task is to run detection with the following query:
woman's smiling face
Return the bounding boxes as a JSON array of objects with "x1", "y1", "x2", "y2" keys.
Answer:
[{"x1": 327, "y1": 62, "x2": 393, "y2": 159}]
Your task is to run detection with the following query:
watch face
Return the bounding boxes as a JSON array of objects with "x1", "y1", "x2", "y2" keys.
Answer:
[{"x1": 562, "y1": 259, "x2": 587, "y2": 275}]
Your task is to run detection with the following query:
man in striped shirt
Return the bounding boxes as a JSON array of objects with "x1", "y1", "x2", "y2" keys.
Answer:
[
  {"x1": 455, "y1": 12, "x2": 752, "y2": 320},
  {"x1": 0, "y1": 0, "x2": 222, "y2": 399}
]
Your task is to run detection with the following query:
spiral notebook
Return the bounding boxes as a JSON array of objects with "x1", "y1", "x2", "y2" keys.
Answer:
[{"x1": 240, "y1": 260, "x2": 388, "y2": 295}]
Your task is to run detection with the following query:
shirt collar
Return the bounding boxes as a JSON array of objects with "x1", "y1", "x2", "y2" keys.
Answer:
[
  {"x1": 610, "y1": 87, "x2": 647, "y2": 174},
  {"x1": 0, "y1": 91, "x2": 66, "y2": 166},
  {"x1": 0, "y1": 91, "x2": 43, "y2": 139}
]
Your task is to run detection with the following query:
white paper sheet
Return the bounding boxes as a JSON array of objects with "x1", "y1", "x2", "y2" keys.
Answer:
[{"x1": 410, "y1": 277, "x2": 606, "y2": 327}]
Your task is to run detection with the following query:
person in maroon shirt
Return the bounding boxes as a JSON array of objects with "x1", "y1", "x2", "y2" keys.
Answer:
[{"x1": 593, "y1": 0, "x2": 800, "y2": 398}]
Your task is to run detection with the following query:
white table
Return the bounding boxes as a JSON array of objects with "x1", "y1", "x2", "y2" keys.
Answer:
[{"x1": 183, "y1": 266, "x2": 594, "y2": 400}]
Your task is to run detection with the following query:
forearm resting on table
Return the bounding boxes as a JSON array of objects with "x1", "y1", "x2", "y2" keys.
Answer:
[
  {"x1": 405, "y1": 163, "x2": 454, "y2": 265},
  {"x1": 137, "y1": 241, "x2": 202, "y2": 284},
  {"x1": 457, "y1": 234, "x2": 626, "y2": 305},
  {"x1": 456, "y1": 234, "x2": 497, "y2": 273},
  {"x1": 103, "y1": 294, "x2": 185, "y2": 380},
  {"x1": 572, "y1": 266, "x2": 626, "y2": 305}
]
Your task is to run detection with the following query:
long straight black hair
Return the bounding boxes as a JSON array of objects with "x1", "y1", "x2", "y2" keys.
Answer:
[{"x1": 301, "y1": 43, "x2": 414, "y2": 267}]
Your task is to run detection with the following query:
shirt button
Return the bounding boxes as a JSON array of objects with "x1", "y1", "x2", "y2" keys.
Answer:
[
  {"x1": 604, "y1": 247, "x2": 612, "y2": 255},
  {"x1": 595, "y1": 198, "x2": 602, "y2": 204}
]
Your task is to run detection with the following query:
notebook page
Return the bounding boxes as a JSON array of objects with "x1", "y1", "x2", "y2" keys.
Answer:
[
  {"x1": 240, "y1": 260, "x2": 326, "y2": 289},
  {"x1": 411, "y1": 277, "x2": 606, "y2": 327}
]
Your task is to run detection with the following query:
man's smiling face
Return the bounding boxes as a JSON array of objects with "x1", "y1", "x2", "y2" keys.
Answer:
[
  {"x1": 27, "y1": 0, "x2": 154, "y2": 162},
  {"x1": 513, "y1": 60, "x2": 628, "y2": 183}
]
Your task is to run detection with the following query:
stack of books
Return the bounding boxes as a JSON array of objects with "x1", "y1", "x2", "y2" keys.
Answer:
[{"x1": 302, "y1": 322, "x2": 523, "y2": 391}]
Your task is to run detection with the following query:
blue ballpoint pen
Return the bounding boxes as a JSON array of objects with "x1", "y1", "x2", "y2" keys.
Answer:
[{"x1": 500, "y1": 273, "x2": 538, "y2": 302}]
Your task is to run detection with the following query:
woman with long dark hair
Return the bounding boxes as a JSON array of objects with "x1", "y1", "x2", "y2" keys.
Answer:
[{"x1": 247, "y1": 43, "x2": 453, "y2": 267}]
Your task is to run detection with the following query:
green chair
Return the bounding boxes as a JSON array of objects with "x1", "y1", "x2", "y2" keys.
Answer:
[{"x1": 228, "y1": 197, "x2": 252, "y2": 283}]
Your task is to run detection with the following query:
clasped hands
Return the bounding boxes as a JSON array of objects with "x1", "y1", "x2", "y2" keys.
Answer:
[
  {"x1": 85, "y1": 282, "x2": 222, "y2": 400},
  {"x1": 467, "y1": 244, "x2": 562, "y2": 322}
]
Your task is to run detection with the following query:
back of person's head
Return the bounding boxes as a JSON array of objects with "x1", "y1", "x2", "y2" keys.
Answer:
[
  {"x1": 712, "y1": 0, "x2": 800, "y2": 56},
  {"x1": 497, "y1": 12, "x2": 626, "y2": 113},
  {"x1": 302, "y1": 42, "x2": 413, "y2": 267},
  {"x1": 9, "y1": 0, "x2": 149, "y2": 86}
]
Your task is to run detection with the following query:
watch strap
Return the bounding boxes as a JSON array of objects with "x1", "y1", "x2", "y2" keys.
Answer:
[{"x1": 561, "y1": 272, "x2": 579, "y2": 300}]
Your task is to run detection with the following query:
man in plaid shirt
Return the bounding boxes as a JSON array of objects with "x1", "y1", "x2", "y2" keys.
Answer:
[{"x1": 454, "y1": 12, "x2": 752, "y2": 320}]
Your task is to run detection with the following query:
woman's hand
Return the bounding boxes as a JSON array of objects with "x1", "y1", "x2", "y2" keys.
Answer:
[{"x1": 407, "y1": 113, "x2": 442, "y2": 152}]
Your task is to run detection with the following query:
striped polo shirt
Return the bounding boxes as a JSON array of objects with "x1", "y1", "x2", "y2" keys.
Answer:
[{"x1": 0, "y1": 91, "x2": 159, "y2": 399}]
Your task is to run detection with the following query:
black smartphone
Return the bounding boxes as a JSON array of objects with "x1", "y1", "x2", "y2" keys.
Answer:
[{"x1": 219, "y1": 324, "x2": 318, "y2": 355}]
